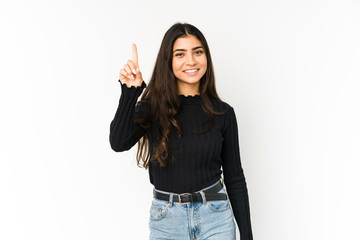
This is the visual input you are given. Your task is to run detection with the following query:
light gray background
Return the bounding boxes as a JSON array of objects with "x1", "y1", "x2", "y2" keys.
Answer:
[{"x1": 1, "y1": 0, "x2": 359, "y2": 239}]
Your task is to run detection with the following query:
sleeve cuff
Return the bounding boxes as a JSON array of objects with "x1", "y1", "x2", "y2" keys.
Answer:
[{"x1": 118, "y1": 80, "x2": 147, "y2": 102}]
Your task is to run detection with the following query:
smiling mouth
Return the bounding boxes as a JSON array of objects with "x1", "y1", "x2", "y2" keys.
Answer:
[{"x1": 183, "y1": 68, "x2": 199, "y2": 73}]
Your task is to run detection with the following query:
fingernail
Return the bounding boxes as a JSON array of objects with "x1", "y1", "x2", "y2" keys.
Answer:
[
  {"x1": 137, "y1": 67, "x2": 140, "y2": 73},
  {"x1": 132, "y1": 69, "x2": 136, "y2": 74},
  {"x1": 131, "y1": 75, "x2": 135, "y2": 80}
]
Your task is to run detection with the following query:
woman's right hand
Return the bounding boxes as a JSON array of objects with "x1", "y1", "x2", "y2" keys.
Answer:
[{"x1": 119, "y1": 43, "x2": 143, "y2": 88}]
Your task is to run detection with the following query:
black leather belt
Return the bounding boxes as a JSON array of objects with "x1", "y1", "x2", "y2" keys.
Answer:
[{"x1": 153, "y1": 180, "x2": 228, "y2": 204}]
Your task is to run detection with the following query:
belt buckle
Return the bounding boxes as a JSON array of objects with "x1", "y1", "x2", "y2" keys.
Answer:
[{"x1": 178, "y1": 192, "x2": 192, "y2": 205}]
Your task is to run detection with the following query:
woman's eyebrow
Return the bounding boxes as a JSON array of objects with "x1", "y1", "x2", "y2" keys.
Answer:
[{"x1": 173, "y1": 46, "x2": 204, "y2": 53}]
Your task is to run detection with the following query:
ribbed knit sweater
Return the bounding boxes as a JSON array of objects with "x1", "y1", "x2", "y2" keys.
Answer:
[{"x1": 109, "y1": 80, "x2": 253, "y2": 239}]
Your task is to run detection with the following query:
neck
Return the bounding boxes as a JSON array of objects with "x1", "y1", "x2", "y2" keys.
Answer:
[
  {"x1": 177, "y1": 81, "x2": 200, "y2": 96},
  {"x1": 178, "y1": 92, "x2": 200, "y2": 96}
]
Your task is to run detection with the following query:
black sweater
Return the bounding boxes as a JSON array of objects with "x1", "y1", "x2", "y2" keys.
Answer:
[{"x1": 109, "y1": 80, "x2": 253, "y2": 239}]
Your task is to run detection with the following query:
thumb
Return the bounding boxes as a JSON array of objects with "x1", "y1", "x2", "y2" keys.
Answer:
[{"x1": 135, "y1": 69, "x2": 142, "y2": 79}]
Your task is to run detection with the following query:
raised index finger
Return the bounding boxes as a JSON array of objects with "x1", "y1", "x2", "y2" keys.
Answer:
[{"x1": 132, "y1": 43, "x2": 138, "y2": 68}]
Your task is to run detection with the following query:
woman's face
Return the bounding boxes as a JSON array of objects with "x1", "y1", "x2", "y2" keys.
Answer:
[{"x1": 172, "y1": 35, "x2": 207, "y2": 90}]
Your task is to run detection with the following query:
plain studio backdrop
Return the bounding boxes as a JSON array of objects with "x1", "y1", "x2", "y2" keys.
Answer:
[{"x1": 0, "y1": 0, "x2": 359, "y2": 239}]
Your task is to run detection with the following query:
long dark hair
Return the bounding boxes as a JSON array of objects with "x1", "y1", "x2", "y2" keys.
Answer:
[{"x1": 135, "y1": 22, "x2": 225, "y2": 169}]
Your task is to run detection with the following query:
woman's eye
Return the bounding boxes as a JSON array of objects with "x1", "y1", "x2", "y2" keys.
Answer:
[{"x1": 175, "y1": 51, "x2": 203, "y2": 57}]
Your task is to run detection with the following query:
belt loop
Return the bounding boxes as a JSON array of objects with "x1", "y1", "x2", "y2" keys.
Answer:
[
  {"x1": 199, "y1": 190, "x2": 206, "y2": 205},
  {"x1": 169, "y1": 193, "x2": 174, "y2": 208}
]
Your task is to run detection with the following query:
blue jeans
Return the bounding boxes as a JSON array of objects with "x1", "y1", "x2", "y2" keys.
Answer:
[{"x1": 149, "y1": 178, "x2": 236, "y2": 240}]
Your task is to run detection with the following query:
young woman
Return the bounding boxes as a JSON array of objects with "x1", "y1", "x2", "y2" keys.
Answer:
[{"x1": 110, "y1": 22, "x2": 253, "y2": 240}]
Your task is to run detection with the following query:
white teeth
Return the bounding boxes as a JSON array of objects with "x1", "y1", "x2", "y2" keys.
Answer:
[{"x1": 184, "y1": 69, "x2": 198, "y2": 73}]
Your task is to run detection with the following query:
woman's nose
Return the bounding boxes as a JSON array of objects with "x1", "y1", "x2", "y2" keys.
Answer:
[{"x1": 185, "y1": 54, "x2": 196, "y2": 65}]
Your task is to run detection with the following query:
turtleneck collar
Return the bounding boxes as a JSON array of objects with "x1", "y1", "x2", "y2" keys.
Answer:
[{"x1": 178, "y1": 94, "x2": 201, "y2": 104}]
